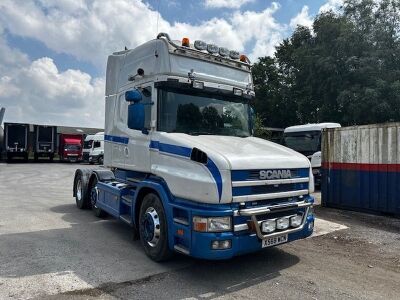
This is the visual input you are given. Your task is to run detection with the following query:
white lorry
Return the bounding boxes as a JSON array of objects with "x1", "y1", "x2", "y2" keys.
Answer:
[
  {"x1": 83, "y1": 132, "x2": 104, "y2": 165},
  {"x1": 73, "y1": 33, "x2": 315, "y2": 261},
  {"x1": 283, "y1": 123, "x2": 341, "y2": 186},
  {"x1": 83, "y1": 132, "x2": 104, "y2": 164}
]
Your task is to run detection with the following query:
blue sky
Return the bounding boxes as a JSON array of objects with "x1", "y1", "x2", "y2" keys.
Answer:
[{"x1": 0, "y1": 0, "x2": 341, "y2": 127}]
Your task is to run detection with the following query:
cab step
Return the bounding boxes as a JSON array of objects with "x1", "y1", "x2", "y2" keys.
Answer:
[{"x1": 120, "y1": 214, "x2": 133, "y2": 225}]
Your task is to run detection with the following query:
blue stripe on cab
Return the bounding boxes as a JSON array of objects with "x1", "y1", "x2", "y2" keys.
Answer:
[{"x1": 104, "y1": 134, "x2": 129, "y2": 144}]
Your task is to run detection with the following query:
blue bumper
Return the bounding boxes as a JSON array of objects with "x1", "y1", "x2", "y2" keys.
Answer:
[
  {"x1": 188, "y1": 215, "x2": 314, "y2": 260},
  {"x1": 170, "y1": 198, "x2": 315, "y2": 260}
]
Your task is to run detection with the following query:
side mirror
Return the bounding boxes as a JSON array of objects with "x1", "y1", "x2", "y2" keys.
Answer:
[
  {"x1": 125, "y1": 89, "x2": 142, "y2": 102},
  {"x1": 126, "y1": 89, "x2": 145, "y2": 131}
]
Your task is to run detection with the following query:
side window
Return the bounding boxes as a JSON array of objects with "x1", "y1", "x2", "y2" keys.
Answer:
[
  {"x1": 142, "y1": 86, "x2": 152, "y2": 129},
  {"x1": 93, "y1": 141, "x2": 101, "y2": 148}
]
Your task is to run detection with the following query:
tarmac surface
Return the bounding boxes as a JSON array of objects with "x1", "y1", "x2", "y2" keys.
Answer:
[{"x1": 0, "y1": 163, "x2": 399, "y2": 299}]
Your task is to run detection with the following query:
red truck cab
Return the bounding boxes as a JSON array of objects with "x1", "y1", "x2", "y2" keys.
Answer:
[{"x1": 59, "y1": 134, "x2": 83, "y2": 162}]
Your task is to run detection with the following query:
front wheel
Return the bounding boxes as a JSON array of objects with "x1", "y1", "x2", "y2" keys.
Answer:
[{"x1": 139, "y1": 193, "x2": 172, "y2": 262}]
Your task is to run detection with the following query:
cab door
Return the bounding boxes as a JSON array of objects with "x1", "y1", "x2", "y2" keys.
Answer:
[{"x1": 124, "y1": 84, "x2": 153, "y2": 172}]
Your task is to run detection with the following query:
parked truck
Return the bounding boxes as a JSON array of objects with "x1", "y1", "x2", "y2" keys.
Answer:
[
  {"x1": 4, "y1": 122, "x2": 29, "y2": 161},
  {"x1": 33, "y1": 125, "x2": 57, "y2": 161},
  {"x1": 83, "y1": 132, "x2": 104, "y2": 164},
  {"x1": 59, "y1": 134, "x2": 83, "y2": 162},
  {"x1": 73, "y1": 33, "x2": 315, "y2": 261},
  {"x1": 283, "y1": 123, "x2": 341, "y2": 186}
]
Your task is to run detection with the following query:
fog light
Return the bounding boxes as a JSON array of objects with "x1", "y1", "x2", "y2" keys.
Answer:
[
  {"x1": 261, "y1": 219, "x2": 276, "y2": 233},
  {"x1": 276, "y1": 217, "x2": 290, "y2": 230},
  {"x1": 290, "y1": 215, "x2": 303, "y2": 227},
  {"x1": 211, "y1": 240, "x2": 231, "y2": 250}
]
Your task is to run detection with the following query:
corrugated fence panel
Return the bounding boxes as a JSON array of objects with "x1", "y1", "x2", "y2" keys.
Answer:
[{"x1": 321, "y1": 123, "x2": 400, "y2": 215}]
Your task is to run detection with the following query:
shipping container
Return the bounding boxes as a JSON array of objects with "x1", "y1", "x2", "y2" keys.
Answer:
[
  {"x1": 33, "y1": 125, "x2": 57, "y2": 161},
  {"x1": 321, "y1": 123, "x2": 400, "y2": 215},
  {"x1": 4, "y1": 122, "x2": 29, "y2": 161}
]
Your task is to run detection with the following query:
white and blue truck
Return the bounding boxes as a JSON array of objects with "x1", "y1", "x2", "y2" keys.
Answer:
[{"x1": 73, "y1": 33, "x2": 315, "y2": 261}]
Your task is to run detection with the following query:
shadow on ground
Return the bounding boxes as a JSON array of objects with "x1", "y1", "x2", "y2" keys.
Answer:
[{"x1": 1, "y1": 203, "x2": 300, "y2": 299}]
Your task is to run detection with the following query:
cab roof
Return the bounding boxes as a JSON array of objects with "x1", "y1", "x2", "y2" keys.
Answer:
[
  {"x1": 284, "y1": 123, "x2": 341, "y2": 133},
  {"x1": 106, "y1": 34, "x2": 253, "y2": 96}
]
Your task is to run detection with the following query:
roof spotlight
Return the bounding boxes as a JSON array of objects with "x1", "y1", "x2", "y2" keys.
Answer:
[
  {"x1": 194, "y1": 40, "x2": 207, "y2": 50},
  {"x1": 207, "y1": 44, "x2": 219, "y2": 54},
  {"x1": 219, "y1": 47, "x2": 229, "y2": 57},
  {"x1": 229, "y1": 50, "x2": 240, "y2": 60}
]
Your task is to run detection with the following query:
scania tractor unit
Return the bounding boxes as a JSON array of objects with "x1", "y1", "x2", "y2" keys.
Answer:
[
  {"x1": 73, "y1": 33, "x2": 315, "y2": 261},
  {"x1": 284, "y1": 123, "x2": 341, "y2": 186}
]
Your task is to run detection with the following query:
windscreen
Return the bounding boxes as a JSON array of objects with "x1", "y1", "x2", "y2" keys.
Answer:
[
  {"x1": 283, "y1": 131, "x2": 321, "y2": 154},
  {"x1": 158, "y1": 88, "x2": 251, "y2": 137},
  {"x1": 65, "y1": 145, "x2": 81, "y2": 151},
  {"x1": 83, "y1": 140, "x2": 93, "y2": 149}
]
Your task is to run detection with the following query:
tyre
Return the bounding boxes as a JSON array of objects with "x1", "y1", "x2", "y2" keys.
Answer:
[
  {"x1": 34, "y1": 153, "x2": 38, "y2": 162},
  {"x1": 74, "y1": 171, "x2": 90, "y2": 209},
  {"x1": 90, "y1": 177, "x2": 106, "y2": 218},
  {"x1": 49, "y1": 154, "x2": 54, "y2": 162},
  {"x1": 139, "y1": 193, "x2": 173, "y2": 262}
]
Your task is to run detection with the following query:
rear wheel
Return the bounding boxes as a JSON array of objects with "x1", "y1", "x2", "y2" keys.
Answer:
[
  {"x1": 139, "y1": 193, "x2": 172, "y2": 262},
  {"x1": 90, "y1": 177, "x2": 106, "y2": 218},
  {"x1": 75, "y1": 172, "x2": 89, "y2": 209}
]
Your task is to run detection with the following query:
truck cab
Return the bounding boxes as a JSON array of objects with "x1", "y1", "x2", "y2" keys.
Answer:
[
  {"x1": 59, "y1": 134, "x2": 83, "y2": 162},
  {"x1": 283, "y1": 123, "x2": 341, "y2": 186},
  {"x1": 88, "y1": 132, "x2": 104, "y2": 164},
  {"x1": 74, "y1": 33, "x2": 315, "y2": 261}
]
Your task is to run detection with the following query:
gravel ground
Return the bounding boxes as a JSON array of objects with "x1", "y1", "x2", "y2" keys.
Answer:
[{"x1": 0, "y1": 163, "x2": 399, "y2": 300}]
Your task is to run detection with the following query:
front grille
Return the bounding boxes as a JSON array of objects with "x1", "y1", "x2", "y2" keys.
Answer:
[
  {"x1": 232, "y1": 168, "x2": 309, "y2": 181},
  {"x1": 231, "y1": 168, "x2": 310, "y2": 202}
]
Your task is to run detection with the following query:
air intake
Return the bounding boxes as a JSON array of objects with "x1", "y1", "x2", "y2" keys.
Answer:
[{"x1": 190, "y1": 148, "x2": 208, "y2": 164}]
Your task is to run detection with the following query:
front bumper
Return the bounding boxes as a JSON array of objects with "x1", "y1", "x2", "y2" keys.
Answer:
[{"x1": 171, "y1": 197, "x2": 315, "y2": 260}]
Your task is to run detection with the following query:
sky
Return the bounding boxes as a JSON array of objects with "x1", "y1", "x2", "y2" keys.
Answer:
[{"x1": 0, "y1": 0, "x2": 343, "y2": 128}]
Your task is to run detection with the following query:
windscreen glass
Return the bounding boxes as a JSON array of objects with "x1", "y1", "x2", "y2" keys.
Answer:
[
  {"x1": 158, "y1": 88, "x2": 251, "y2": 137},
  {"x1": 83, "y1": 140, "x2": 93, "y2": 149},
  {"x1": 65, "y1": 145, "x2": 81, "y2": 151},
  {"x1": 283, "y1": 131, "x2": 321, "y2": 154}
]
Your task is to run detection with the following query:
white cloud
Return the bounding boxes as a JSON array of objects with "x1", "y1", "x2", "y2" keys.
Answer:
[
  {"x1": 204, "y1": 0, "x2": 254, "y2": 9},
  {"x1": 290, "y1": 5, "x2": 313, "y2": 29},
  {"x1": 319, "y1": 0, "x2": 343, "y2": 13},
  {"x1": 0, "y1": 53, "x2": 105, "y2": 127},
  {"x1": 0, "y1": 0, "x2": 284, "y2": 67},
  {"x1": 0, "y1": 0, "x2": 296, "y2": 127}
]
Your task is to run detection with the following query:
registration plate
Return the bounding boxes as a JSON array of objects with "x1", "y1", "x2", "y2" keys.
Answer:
[{"x1": 262, "y1": 234, "x2": 288, "y2": 248}]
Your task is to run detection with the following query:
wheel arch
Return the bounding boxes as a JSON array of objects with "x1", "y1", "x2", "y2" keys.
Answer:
[{"x1": 133, "y1": 180, "x2": 173, "y2": 233}]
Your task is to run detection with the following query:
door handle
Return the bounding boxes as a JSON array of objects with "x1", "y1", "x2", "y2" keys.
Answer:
[{"x1": 124, "y1": 147, "x2": 129, "y2": 157}]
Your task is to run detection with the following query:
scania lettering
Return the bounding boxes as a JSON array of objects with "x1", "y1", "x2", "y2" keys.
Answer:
[
  {"x1": 284, "y1": 123, "x2": 341, "y2": 187},
  {"x1": 73, "y1": 33, "x2": 315, "y2": 261}
]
